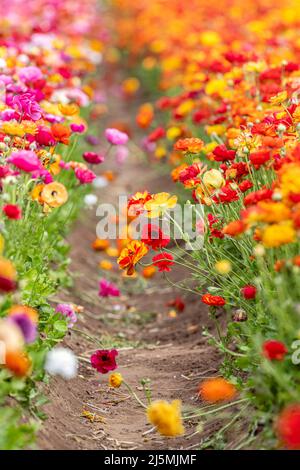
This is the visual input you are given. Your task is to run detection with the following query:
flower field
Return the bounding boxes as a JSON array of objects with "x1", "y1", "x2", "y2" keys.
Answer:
[{"x1": 2, "y1": 0, "x2": 300, "y2": 452}]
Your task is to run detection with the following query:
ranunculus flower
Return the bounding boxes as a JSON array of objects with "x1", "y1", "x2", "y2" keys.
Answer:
[
  {"x1": 276, "y1": 404, "x2": 300, "y2": 449},
  {"x1": 9, "y1": 314, "x2": 37, "y2": 343},
  {"x1": 152, "y1": 252, "x2": 174, "y2": 272},
  {"x1": 262, "y1": 339, "x2": 288, "y2": 361},
  {"x1": 83, "y1": 152, "x2": 105, "y2": 164},
  {"x1": 99, "y1": 279, "x2": 120, "y2": 297},
  {"x1": 141, "y1": 224, "x2": 170, "y2": 250},
  {"x1": 90, "y1": 349, "x2": 118, "y2": 374},
  {"x1": 8, "y1": 150, "x2": 41, "y2": 172},
  {"x1": 56, "y1": 303, "x2": 77, "y2": 328},
  {"x1": 11, "y1": 91, "x2": 42, "y2": 121},
  {"x1": 70, "y1": 123, "x2": 86, "y2": 133},
  {"x1": 74, "y1": 167, "x2": 96, "y2": 184},
  {"x1": 105, "y1": 128, "x2": 128, "y2": 145},
  {"x1": 115, "y1": 145, "x2": 129, "y2": 164},
  {"x1": 201, "y1": 293, "x2": 226, "y2": 306},
  {"x1": 241, "y1": 284, "x2": 257, "y2": 299},
  {"x1": 2, "y1": 204, "x2": 22, "y2": 220},
  {"x1": 45, "y1": 347, "x2": 78, "y2": 379}
]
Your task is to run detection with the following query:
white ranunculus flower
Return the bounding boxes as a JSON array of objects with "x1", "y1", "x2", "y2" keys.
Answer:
[
  {"x1": 84, "y1": 194, "x2": 98, "y2": 207},
  {"x1": 45, "y1": 347, "x2": 78, "y2": 380},
  {"x1": 92, "y1": 176, "x2": 108, "y2": 189}
]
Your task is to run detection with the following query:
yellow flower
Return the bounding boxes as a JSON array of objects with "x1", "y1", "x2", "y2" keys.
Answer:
[
  {"x1": 215, "y1": 260, "x2": 232, "y2": 275},
  {"x1": 58, "y1": 103, "x2": 79, "y2": 116},
  {"x1": 262, "y1": 222, "x2": 296, "y2": 248},
  {"x1": 202, "y1": 169, "x2": 225, "y2": 190},
  {"x1": 2, "y1": 121, "x2": 25, "y2": 137},
  {"x1": 144, "y1": 192, "x2": 177, "y2": 218},
  {"x1": 99, "y1": 260, "x2": 113, "y2": 270},
  {"x1": 147, "y1": 400, "x2": 184, "y2": 437},
  {"x1": 269, "y1": 90, "x2": 288, "y2": 105},
  {"x1": 122, "y1": 77, "x2": 140, "y2": 95},
  {"x1": 109, "y1": 372, "x2": 123, "y2": 388}
]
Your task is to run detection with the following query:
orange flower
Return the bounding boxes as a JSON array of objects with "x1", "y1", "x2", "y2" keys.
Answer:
[
  {"x1": 223, "y1": 220, "x2": 245, "y2": 237},
  {"x1": 136, "y1": 103, "x2": 154, "y2": 128},
  {"x1": 92, "y1": 239, "x2": 110, "y2": 251},
  {"x1": 41, "y1": 182, "x2": 68, "y2": 208},
  {"x1": 118, "y1": 240, "x2": 149, "y2": 275},
  {"x1": 199, "y1": 377, "x2": 237, "y2": 403},
  {"x1": 142, "y1": 265, "x2": 156, "y2": 278},
  {"x1": 5, "y1": 351, "x2": 31, "y2": 377},
  {"x1": 51, "y1": 123, "x2": 71, "y2": 145},
  {"x1": 174, "y1": 138, "x2": 204, "y2": 154}
]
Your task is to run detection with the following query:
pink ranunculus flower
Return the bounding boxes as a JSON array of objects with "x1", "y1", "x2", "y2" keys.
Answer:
[
  {"x1": 11, "y1": 91, "x2": 42, "y2": 121},
  {"x1": 70, "y1": 123, "x2": 86, "y2": 134},
  {"x1": 115, "y1": 145, "x2": 129, "y2": 165},
  {"x1": 105, "y1": 128, "x2": 129, "y2": 145},
  {"x1": 18, "y1": 66, "x2": 43, "y2": 84},
  {"x1": 8, "y1": 150, "x2": 41, "y2": 172},
  {"x1": 99, "y1": 279, "x2": 120, "y2": 298},
  {"x1": 74, "y1": 167, "x2": 96, "y2": 184},
  {"x1": 55, "y1": 303, "x2": 77, "y2": 328}
]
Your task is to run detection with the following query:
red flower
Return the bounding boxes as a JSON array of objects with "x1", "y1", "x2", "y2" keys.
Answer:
[
  {"x1": 263, "y1": 340, "x2": 288, "y2": 361},
  {"x1": 241, "y1": 284, "x2": 257, "y2": 299},
  {"x1": 141, "y1": 224, "x2": 170, "y2": 250},
  {"x1": 167, "y1": 296, "x2": 185, "y2": 312},
  {"x1": 276, "y1": 404, "x2": 300, "y2": 449},
  {"x1": 90, "y1": 349, "x2": 118, "y2": 374},
  {"x1": 249, "y1": 150, "x2": 271, "y2": 169},
  {"x1": 51, "y1": 123, "x2": 71, "y2": 145},
  {"x1": 213, "y1": 185, "x2": 239, "y2": 204},
  {"x1": 212, "y1": 145, "x2": 235, "y2": 162},
  {"x1": 239, "y1": 180, "x2": 253, "y2": 193},
  {"x1": 2, "y1": 204, "x2": 22, "y2": 220},
  {"x1": 201, "y1": 293, "x2": 226, "y2": 306},
  {"x1": 152, "y1": 252, "x2": 174, "y2": 272},
  {"x1": 147, "y1": 127, "x2": 166, "y2": 142}
]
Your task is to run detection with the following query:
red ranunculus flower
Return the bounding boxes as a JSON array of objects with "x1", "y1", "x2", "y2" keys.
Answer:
[
  {"x1": 141, "y1": 224, "x2": 170, "y2": 250},
  {"x1": 263, "y1": 339, "x2": 288, "y2": 361},
  {"x1": 241, "y1": 284, "x2": 257, "y2": 299},
  {"x1": 201, "y1": 293, "x2": 226, "y2": 306},
  {"x1": 2, "y1": 204, "x2": 22, "y2": 220},
  {"x1": 276, "y1": 404, "x2": 300, "y2": 449},
  {"x1": 152, "y1": 252, "x2": 174, "y2": 272},
  {"x1": 167, "y1": 296, "x2": 185, "y2": 312},
  {"x1": 212, "y1": 145, "x2": 235, "y2": 162},
  {"x1": 90, "y1": 349, "x2": 118, "y2": 374}
]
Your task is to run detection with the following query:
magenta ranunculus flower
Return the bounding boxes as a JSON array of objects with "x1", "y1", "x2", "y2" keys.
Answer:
[
  {"x1": 99, "y1": 279, "x2": 120, "y2": 297},
  {"x1": 90, "y1": 349, "x2": 118, "y2": 374},
  {"x1": 12, "y1": 91, "x2": 42, "y2": 121},
  {"x1": 104, "y1": 128, "x2": 129, "y2": 145},
  {"x1": 74, "y1": 167, "x2": 96, "y2": 184},
  {"x1": 8, "y1": 150, "x2": 41, "y2": 172},
  {"x1": 71, "y1": 123, "x2": 86, "y2": 134},
  {"x1": 83, "y1": 152, "x2": 105, "y2": 165}
]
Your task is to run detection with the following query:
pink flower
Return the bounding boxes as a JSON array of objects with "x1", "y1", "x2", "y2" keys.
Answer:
[
  {"x1": 115, "y1": 145, "x2": 129, "y2": 164},
  {"x1": 56, "y1": 303, "x2": 77, "y2": 328},
  {"x1": 12, "y1": 92, "x2": 42, "y2": 121},
  {"x1": 18, "y1": 66, "x2": 43, "y2": 84},
  {"x1": 8, "y1": 150, "x2": 41, "y2": 172},
  {"x1": 90, "y1": 349, "x2": 118, "y2": 374},
  {"x1": 83, "y1": 152, "x2": 105, "y2": 165},
  {"x1": 2, "y1": 204, "x2": 22, "y2": 220},
  {"x1": 99, "y1": 279, "x2": 120, "y2": 297},
  {"x1": 74, "y1": 167, "x2": 96, "y2": 184},
  {"x1": 105, "y1": 128, "x2": 128, "y2": 145},
  {"x1": 34, "y1": 127, "x2": 56, "y2": 146}
]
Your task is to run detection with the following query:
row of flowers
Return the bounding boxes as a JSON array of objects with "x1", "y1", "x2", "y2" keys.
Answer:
[
  {"x1": 0, "y1": 0, "x2": 114, "y2": 449},
  {"x1": 107, "y1": 0, "x2": 300, "y2": 449}
]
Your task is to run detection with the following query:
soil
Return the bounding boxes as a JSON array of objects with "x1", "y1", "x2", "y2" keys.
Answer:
[{"x1": 37, "y1": 96, "x2": 220, "y2": 451}]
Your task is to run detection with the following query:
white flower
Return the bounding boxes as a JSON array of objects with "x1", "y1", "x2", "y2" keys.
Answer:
[
  {"x1": 84, "y1": 194, "x2": 98, "y2": 207},
  {"x1": 92, "y1": 176, "x2": 108, "y2": 189},
  {"x1": 45, "y1": 347, "x2": 78, "y2": 380}
]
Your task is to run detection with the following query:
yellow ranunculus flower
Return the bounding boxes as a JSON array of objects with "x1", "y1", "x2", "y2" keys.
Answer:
[
  {"x1": 203, "y1": 169, "x2": 225, "y2": 190},
  {"x1": 147, "y1": 400, "x2": 184, "y2": 437},
  {"x1": 109, "y1": 372, "x2": 123, "y2": 388},
  {"x1": 144, "y1": 192, "x2": 178, "y2": 218}
]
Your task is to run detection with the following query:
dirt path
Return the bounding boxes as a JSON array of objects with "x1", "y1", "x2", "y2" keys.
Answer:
[{"x1": 37, "y1": 99, "x2": 219, "y2": 451}]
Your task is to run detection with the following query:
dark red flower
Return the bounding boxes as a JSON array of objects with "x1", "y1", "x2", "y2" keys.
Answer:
[
  {"x1": 83, "y1": 152, "x2": 104, "y2": 165},
  {"x1": 241, "y1": 285, "x2": 257, "y2": 299},
  {"x1": 201, "y1": 293, "x2": 226, "y2": 306},
  {"x1": 263, "y1": 340, "x2": 288, "y2": 361},
  {"x1": 167, "y1": 296, "x2": 185, "y2": 312},
  {"x1": 2, "y1": 204, "x2": 22, "y2": 220},
  {"x1": 276, "y1": 405, "x2": 300, "y2": 449},
  {"x1": 141, "y1": 224, "x2": 170, "y2": 250},
  {"x1": 152, "y1": 252, "x2": 174, "y2": 272},
  {"x1": 90, "y1": 349, "x2": 118, "y2": 374}
]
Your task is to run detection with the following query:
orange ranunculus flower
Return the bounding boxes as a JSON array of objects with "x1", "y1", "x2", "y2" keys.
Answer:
[
  {"x1": 118, "y1": 240, "x2": 149, "y2": 275},
  {"x1": 41, "y1": 182, "x2": 68, "y2": 208},
  {"x1": 136, "y1": 103, "x2": 154, "y2": 128},
  {"x1": 199, "y1": 377, "x2": 237, "y2": 403},
  {"x1": 5, "y1": 351, "x2": 31, "y2": 377},
  {"x1": 223, "y1": 220, "x2": 245, "y2": 237},
  {"x1": 51, "y1": 123, "x2": 71, "y2": 145},
  {"x1": 92, "y1": 239, "x2": 110, "y2": 251},
  {"x1": 174, "y1": 137, "x2": 204, "y2": 154}
]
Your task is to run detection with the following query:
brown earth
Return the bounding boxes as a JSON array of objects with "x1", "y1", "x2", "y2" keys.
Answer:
[{"x1": 37, "y1": 97, "x2": 221, "y2": 451}]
